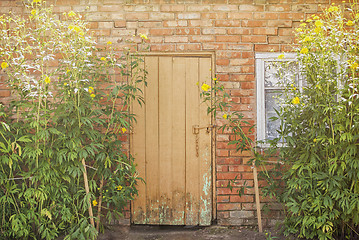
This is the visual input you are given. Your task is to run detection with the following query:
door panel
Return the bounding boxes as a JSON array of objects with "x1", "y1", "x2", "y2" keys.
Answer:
[{"x1": 131, "y1": 55, "x2": 212, "y2": 226}]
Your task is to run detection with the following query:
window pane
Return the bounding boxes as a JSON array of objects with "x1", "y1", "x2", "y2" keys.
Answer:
[
  {"x1": 264, "y1": 61, "x2": 298, "y2": 88},
  {"x1": 265, "y1": 90, "x2": 282, "y2": 140}
]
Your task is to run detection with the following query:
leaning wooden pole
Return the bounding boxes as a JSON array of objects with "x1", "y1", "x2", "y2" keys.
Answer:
[
  {"x1": 82, "y1": 158, "x2": 95, "y2": 227},
  {"x1": 253, "y1": 161, "x2": 263, "y2": 232}
]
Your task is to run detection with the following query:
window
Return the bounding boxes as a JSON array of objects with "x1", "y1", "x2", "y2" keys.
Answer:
[{"x1": 256, "y1": 53, "x2": 299, "y2": 143}]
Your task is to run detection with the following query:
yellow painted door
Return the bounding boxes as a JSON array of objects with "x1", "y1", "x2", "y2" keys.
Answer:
[{"x1": 131, "y1": 55, "x2": 212, "y2": 226}]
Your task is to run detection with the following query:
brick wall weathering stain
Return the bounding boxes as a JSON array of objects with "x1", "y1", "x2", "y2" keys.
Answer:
[{"x1": 0, "y1": 0, "x2": 346, "y2": 227}]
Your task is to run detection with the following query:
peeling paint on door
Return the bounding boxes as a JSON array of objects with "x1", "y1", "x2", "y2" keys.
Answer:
[{"x1": 131, "y1": 54, "x2": 213, "y2": 226}]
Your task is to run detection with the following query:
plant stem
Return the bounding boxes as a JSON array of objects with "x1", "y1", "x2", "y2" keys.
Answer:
[{"x1": 82, "y1": 158, "x2": 95, "y2": 227}]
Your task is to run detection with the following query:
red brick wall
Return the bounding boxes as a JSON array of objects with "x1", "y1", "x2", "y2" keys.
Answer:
[{"x1": 0, "y1": 0, "x2": 345, "y2": 227}]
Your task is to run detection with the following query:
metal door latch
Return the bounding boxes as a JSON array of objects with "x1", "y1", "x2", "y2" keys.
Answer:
[{"x1": 192, "y1": 124, "x2": 216, "y2": 134}]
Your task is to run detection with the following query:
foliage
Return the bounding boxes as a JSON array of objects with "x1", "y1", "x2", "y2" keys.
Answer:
[
  {"x1": 0, "y1": 1, "x2": 146, "y2": 239},
  {"x1": 262, "y1": 3, "x2": 359, "y2": 239}
]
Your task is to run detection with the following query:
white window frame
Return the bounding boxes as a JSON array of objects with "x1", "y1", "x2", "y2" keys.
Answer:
[{"x1": 256, "y1": 52, "x2": 297, "y2": 145}]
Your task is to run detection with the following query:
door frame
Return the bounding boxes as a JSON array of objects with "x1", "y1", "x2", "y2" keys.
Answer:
[{"x1": 130, "y1": 51, "x2": 217, "y2": 223}]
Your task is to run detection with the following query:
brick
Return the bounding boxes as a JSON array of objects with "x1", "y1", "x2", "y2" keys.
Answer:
[
  {"x1": 176, "y1": 28, "x2": 201, "y2": 35},
  {"x1": 217, "y1": 157, "x2": 242, "y2": 165},
  {"x1": 217, "y1": 172, "x2": 241, "y2": 180},
  {"x1": 218, "y1": 196, "x2": 230, "y2": 203},
  {"x1": 265, "y1": 4, "x2": 291, "y2": 12},
  {"x1": 213, "y1": 5, "x2": 238, "y2": 12},
  {"x1": 227, "y1": 28, "x2": 251, "y2": 35},
  {"x1": 202, "y1": 28, "x2": 227, "y2": 35},
  {"x1": 227, "y1": 44, "x2": 253, "y2": 51},
  {"x1": 163, "y1": 20, "x2": 188, "y2": 27},
  {"x1": 230, "y1": 195, "x2": 254, "y2": 203},
  {"x1": 201, "y1": 12, "x2": 227, "y2": 19},
  {"x1": 160, "y1": 5, "x2": 185, "y2": 12},
  {"x1": 150, "y1": 12, "x2": 175, "y2": 20},
  {"x1": 164, "y1": 36, "x2": 188, "y2": 43},
  {"x1": 187, "y1": 5, "x2": 211, "y2": 12},
  {"x1": 241, "y1": 20, "x2": 266, "y2": 27},
  {"x1": 215, "y1": 20, "x2": 241, "y2": 27},
  {"x1": 150, "y1": 44, "x2": 176, "y2": 52},
  {"x1": 229, "y1": 210, "x2": 254, "y2": 218},
  {"x1": 242, "y1": 35, "x2": 267, "y2": 43},
  {"x1": 216, "y1": 59, "x2": 230, "y2": 66},
  {"x1": 253, "y1": 12, "x2": 278, "y2": 20},
  {"x1": 217, "y1": 165, "x2": 229, "y2": 172},
  {"x1": 279, "y1": 12, "x2": 305, "y2": 20},
  {"x1": 138, "y1": 21, "x2": 163, "y2": 28},
  {"x1": 267, "y1": 20, "x2": 292, "y2": 27},
  {"x1": 228, "y1": 12, "x2": 252, "y2": 20},
  {"x1": 112, "y1": 29, "x2": 136, "y2": 36},
  {"x1": 150, "y1": 28, "x2": 175, "y2": 36},
  {"x1": 202, "y1": 43, "x2": 227, "y2": 50},
  {"x1": 178, "y1": 13, "x2": 201, "y2": 20},
  {"x1": 190, "y1": 35, "x2": 215, "y2": 42},
  {"x1": 239, "y1": 4, "x2": 264, "y2": 11},
  {"x1": 91, "y1": 29, "x2": 111, "y2": 36},
  {"x1": 189, "y1": 20, "x2": 213, "y2": 27},
  {"x1": 216, "y1": 35, "x2": 241, "y2": 42},
  {"x1": 230, "y1": 58, "x2": 254, "y2": 66},
  {"x1": 98, "y1": 21, "x2": 113, "y2": 28},
  {"x1": 217, "y1": 203, "x2": 241, "y2": 211},
  {"x1": 114, "y1": 20, "x2": 126, "y2": 28},
  {"x1": 268, "y1": 36, "x2": 293, "y2": 44},
  {"x1": 176, "y1": 43, "x2": 202, "y2": 51},
  {"x1": 228, "y1": 165, "x2": 253, "y2": 172},
  {"x1": 255, "y1": 44, "x2": 280, "y2": 52},
  {"x1": 253, "y1": 27, "x2": 278, "y2": 35},
  {"x1": 98, "y1": 5, "x2": 123, "y2": 12},
  {"x1": 125, "y1": 13, "x2": 149, "y2": 20}
]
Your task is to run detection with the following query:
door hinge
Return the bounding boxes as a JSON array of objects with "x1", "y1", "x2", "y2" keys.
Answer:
[{"x1": 192, "y1": 124, "x2": 216, "y2": 134}]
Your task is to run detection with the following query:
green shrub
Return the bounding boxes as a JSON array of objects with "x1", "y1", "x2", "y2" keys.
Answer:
[
  {"x1": 265, "y1": 3, "x2": 359, "y2": 239},
  {"x1": 0, "y1": 1, "x2": 146, "y2": 239}
]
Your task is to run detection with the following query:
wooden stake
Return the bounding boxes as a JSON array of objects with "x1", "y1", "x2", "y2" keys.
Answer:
[
  {"x1": 96, "y1": 177, "x2": 104, "y2": 232},
  {"x1": 82, "y1": 158, "x2": 95, "y2": 227},
  {"x1": 253, "y1": 162, "x2": 263, "y2": 232}
]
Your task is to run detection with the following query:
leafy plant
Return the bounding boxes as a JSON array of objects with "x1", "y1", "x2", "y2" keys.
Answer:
[
  {"x1": 262, "y1": 3, "x2": 359, "y2": 239},
  {"x1": 0, "y1": 1, "x2": 146, "y2": 239}
]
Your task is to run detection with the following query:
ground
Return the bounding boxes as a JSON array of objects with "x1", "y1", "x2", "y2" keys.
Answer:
[{"x1": 98, "y1": 225, "x2": 290, "y2": 240}]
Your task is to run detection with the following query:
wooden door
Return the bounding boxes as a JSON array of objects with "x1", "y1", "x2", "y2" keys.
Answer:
[{"x1": 131, "y1": 55, "x2": 213, "y2": 226}]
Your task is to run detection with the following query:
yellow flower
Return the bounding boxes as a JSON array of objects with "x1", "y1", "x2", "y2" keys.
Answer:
[
  {"x1": 90, "y1": 94, "x2": 96, "y2": 98},
  {"x1": 292, "y1": 97, "x2": 300, "y2": 105},
  {"x1": 73, "y1": 26, "x2": 81, "y2": 32},
  {"x1": 350, "y1": 62, "x2": 358, "y2": 70},
  {"x1": 293, "y1": 87, "x2": 297, "y2": 91},
  {"x1": 1, "y1": 62, "x2": 8, "y2": 69},
  {"x1": 31, "y1": 9, "x2": 37, "y2": 16},
  {"x1": 45, "y1": 76, "x2": 51, "y2": 84},
  {"x1": 356, "y1": 13, "x2": 359, "y2": 19},
  {"x1": 89, "y1": 86, "x2": 94, "y2": 93},
  {"x1": 300, "y1": 23, "x2": 307, "y2": 27},
  {"x1": 303, "y1": 36, "x2": 313, "y2": 42},
  {"x1": 121, "y1": 128, "x2": 126, "y2": 133},
  {"x1": 296, "y1": 28, "x2": 303, "y2": 32},
  {"x1": 92, "y1": 199, "x2": 98, "y2": 206},
  {"x1": 68, "y1": 11, "x2": 76, "y2": 17},
  {"x1": 64, "y1": 82, "x2": 68, "y2": 86},
  {"x1": 201, "y1": 83, "x2": 211, "y2": 92},
  {"x1": 278, "y1": 54, "x2": 285, "y2": 59},
  {"x1": 107, "y1": 41, "x2": 112, "y2": 45},
  {"x1": 306, "y1": 19, "x2": 312, "y2": 23},
  {"x1": 313, "y1": 16, "x2": 320, "y2": 20},
  {"x1": 213, "y1": 78, "x2": 217, "y2": 81},
  {"x1": 346, "y1": 20, "x2": 355, "y2": 26},
  {"x1": 314, "y1": 27, "x2": 321, "y2": 34},
  {"x1": 100, "y1": 57, "x2": 106, "y2": 61},
  {"x1": 140, "y1": 33, "x2": 148, "y2": 40},
  {"x1": 32, "y1": 0, "x2": 41, "y2": 3},
  {"x1": 328, "y1": 6, "x2": 339, "y2": 12},
  {"x1": 315, "y1": 20, "x2": 323, "y2": 27},
  {"x1": 117, "y1": 185, "x2": 123, "y2": 191},
  {"x1": 222, "y1": 114, "x2": 228, "y2": 119},
  {"x1": 313, "y1": 138, "x2": 317, "y2": 143},
  {"x1": 300, "y1": 47, "x2": 309, "y2": 54}
]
